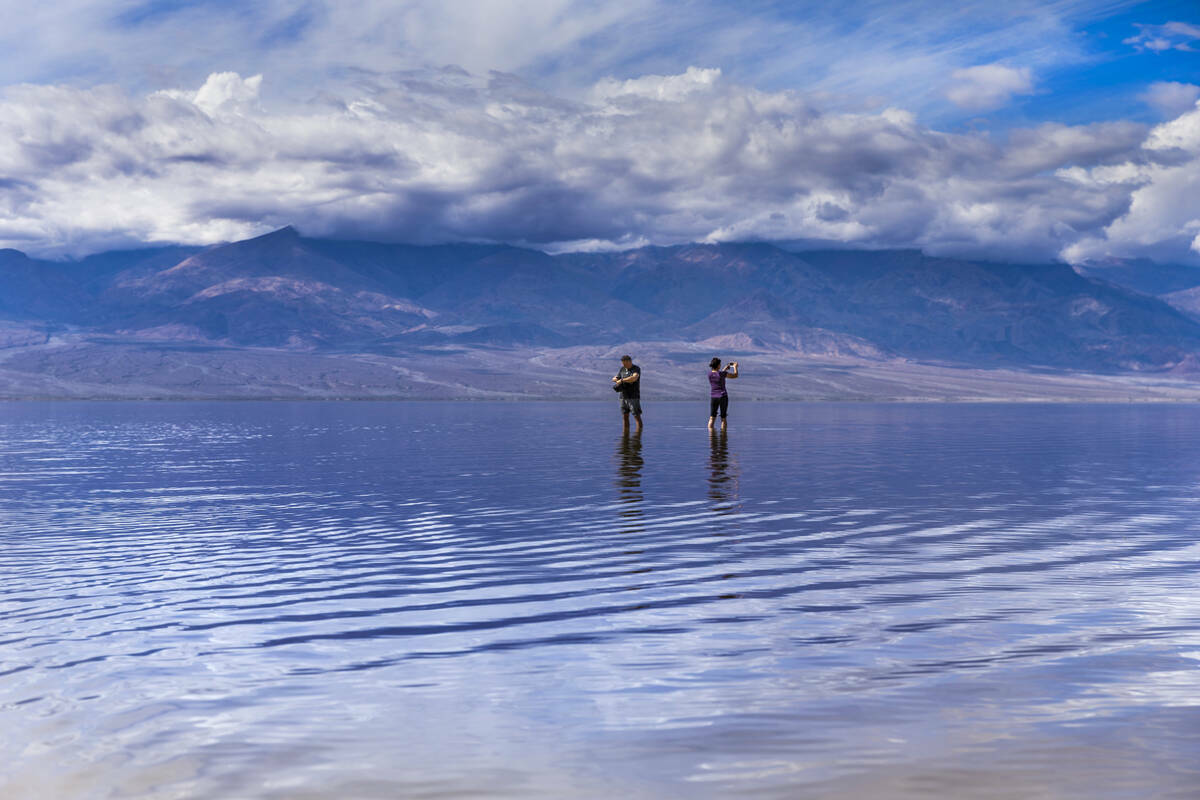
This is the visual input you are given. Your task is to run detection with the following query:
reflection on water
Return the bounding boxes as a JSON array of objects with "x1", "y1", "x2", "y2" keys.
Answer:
[
  {"x1": 3, "y1": 400, "x2": 1200, "y2": 799},
  {"x1": 615, "y1": 430, "x2": 644, "y2": 513},
  {"x1": 707, "y1": 429, "x2": 739, "y2": 512},
  {"x1": 616, "y1": 431, "x2": 645, "y2": 547}
]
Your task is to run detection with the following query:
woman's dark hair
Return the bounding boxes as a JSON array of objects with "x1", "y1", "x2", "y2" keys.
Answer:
[{"x1": 709, "y1": 357, "x2": 721, "y2": 369}]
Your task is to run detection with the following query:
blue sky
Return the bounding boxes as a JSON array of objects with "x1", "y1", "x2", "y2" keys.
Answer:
[
  {"x1": 11, "y1": 0, "x2": 1193, "y2": 124},
  {"x1": 1024, "y1": 2, "x2": 1200, "y2": 124},
  {"x1": 0, "y1": 0, "x2": 1197, "y2": 263}
]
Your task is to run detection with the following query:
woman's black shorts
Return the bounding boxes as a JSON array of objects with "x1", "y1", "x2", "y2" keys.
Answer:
[{"x1": 709, "y1": 395, "x2": 729, "y2": 419}]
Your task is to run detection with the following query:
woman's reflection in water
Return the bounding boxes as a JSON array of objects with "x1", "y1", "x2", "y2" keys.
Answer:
[
  {"x1": 615, "y1": 430, "x2": 644, "y2": 533},
  {"x1": 708, "y1": 429, "x2": 740, "y2": 516}
]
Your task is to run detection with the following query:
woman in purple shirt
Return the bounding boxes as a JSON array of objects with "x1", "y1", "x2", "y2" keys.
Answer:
[{"x1": 707, "y1": 357, "x2": 739, "y2": 430}]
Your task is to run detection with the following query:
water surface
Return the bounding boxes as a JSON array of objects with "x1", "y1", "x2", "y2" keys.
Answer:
[{"x1": 3, "y1": 401, "x2": 1200, "y2": 798}]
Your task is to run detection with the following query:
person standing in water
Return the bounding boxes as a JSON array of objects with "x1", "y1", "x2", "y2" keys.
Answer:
[
  {"x1": 612, "y1": 354, "x2": 643, "y2": 432},
  {"x1": 708, "y1": 357, "x2": 738, "y2": 430}
]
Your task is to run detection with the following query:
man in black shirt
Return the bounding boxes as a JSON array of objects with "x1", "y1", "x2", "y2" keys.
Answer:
[{"x1": 612, "y1": 354, "x2": 643, "y2": 432}]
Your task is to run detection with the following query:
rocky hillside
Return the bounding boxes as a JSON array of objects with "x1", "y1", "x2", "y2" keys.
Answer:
[{"x1": 4, "y1": 228, "x2": 1200, "y2": 397}]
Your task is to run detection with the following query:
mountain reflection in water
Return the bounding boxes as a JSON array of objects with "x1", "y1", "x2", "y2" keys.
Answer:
[{"x1": 2, "y1": 400, "x2": 1200, "y2": 800}]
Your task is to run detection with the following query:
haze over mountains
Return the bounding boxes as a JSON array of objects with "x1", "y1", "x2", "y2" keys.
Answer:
[{"x1": 4, "y1": 226, "x2": 1200, "y2": 400}]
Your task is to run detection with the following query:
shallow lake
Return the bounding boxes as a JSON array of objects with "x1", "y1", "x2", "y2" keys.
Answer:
[{"x1": 3, "y1": 400, "x2": 1200, "y2": 798}]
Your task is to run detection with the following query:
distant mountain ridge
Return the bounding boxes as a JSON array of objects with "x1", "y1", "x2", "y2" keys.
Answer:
[
  {"x1": 4, "y1": 227, "x2": 1200, "y2": 382},
  {"x1": 1075, "y1": 258, "x2": 1200, "y2": 298}
]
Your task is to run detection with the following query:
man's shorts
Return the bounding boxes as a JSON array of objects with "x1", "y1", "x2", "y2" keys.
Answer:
[{"x1": 620, "y1": 397, "x2": 642, "y2": 416}]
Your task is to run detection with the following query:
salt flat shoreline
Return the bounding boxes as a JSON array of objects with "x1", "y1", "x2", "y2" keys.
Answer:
[
  {"x1": 6, "y1": 394, "x2": 1200, "y2": 404},
  {"x1": 3, "y1": 336, "x2": 1200, "y2": 402}
]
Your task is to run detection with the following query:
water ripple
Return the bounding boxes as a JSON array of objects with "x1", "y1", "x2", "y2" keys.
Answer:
[{"x1": 3, "y1": 401, "x2": 1200, "y2": 799}]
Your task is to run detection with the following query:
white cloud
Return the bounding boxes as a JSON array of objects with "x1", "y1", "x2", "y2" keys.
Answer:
[
  {"x1": 1, "y1": 67, "x2": 1197, "y2": 265},
  {"x1": 1141, "y1": 81, "x2": 1200, "y2": 119},
  {"x1": 1061, "y1": 104, "x2": 1200, "y2": 264},
  {"x1": 591, "y1": 67, "x2": 721, "y2": 103},
  {"x1": 0, "y1": 0, "x2": 1148, "y2": 122},
  {"x1": 190, "y1": 72, "x2": 264, "y2": 116},
  {"x1": 945, "y1": 64, "x2": 1035, "y2": 111},
  {"x1": 1124, "y1": 21, "x2": 1200, "y2": 53}
]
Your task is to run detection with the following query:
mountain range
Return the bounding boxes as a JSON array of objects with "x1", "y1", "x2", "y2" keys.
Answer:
[{"x1": 3, "y1": 226, "x2": 1200, "y2": 399}]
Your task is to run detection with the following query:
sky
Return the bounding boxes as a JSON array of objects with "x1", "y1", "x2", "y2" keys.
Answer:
[{"x1": 0, "y1": 0, "x2": 1197, "y2": 264}]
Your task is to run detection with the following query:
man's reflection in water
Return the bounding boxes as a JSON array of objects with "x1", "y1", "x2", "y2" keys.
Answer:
[
  {"x1": 708, "y1": 429, "x2": 740, "y2": 514},
  {"x1": 615, "y1": 430, "x2": 644, "y2": 533}
]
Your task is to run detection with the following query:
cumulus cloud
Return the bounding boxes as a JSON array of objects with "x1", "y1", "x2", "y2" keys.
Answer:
[
  {"x1": 1141, "y1": 81, "x2": 1200, "y2": 118},
  {"x1": 188, "y1": 72, "x2": 264, "y2": 116},
  {"x1": 945, "y1": 64, "x2": 1035, "y2": 111},
  {"x1": 0, "y1": 67, "x2": 1196, "y2": 265},
  {"x1": 1124, "y1": 21, "x2": 1200, "y2": 53},
  {"x1": 1061, "y1": 103, "x2": 1200, "y2": 263}
]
